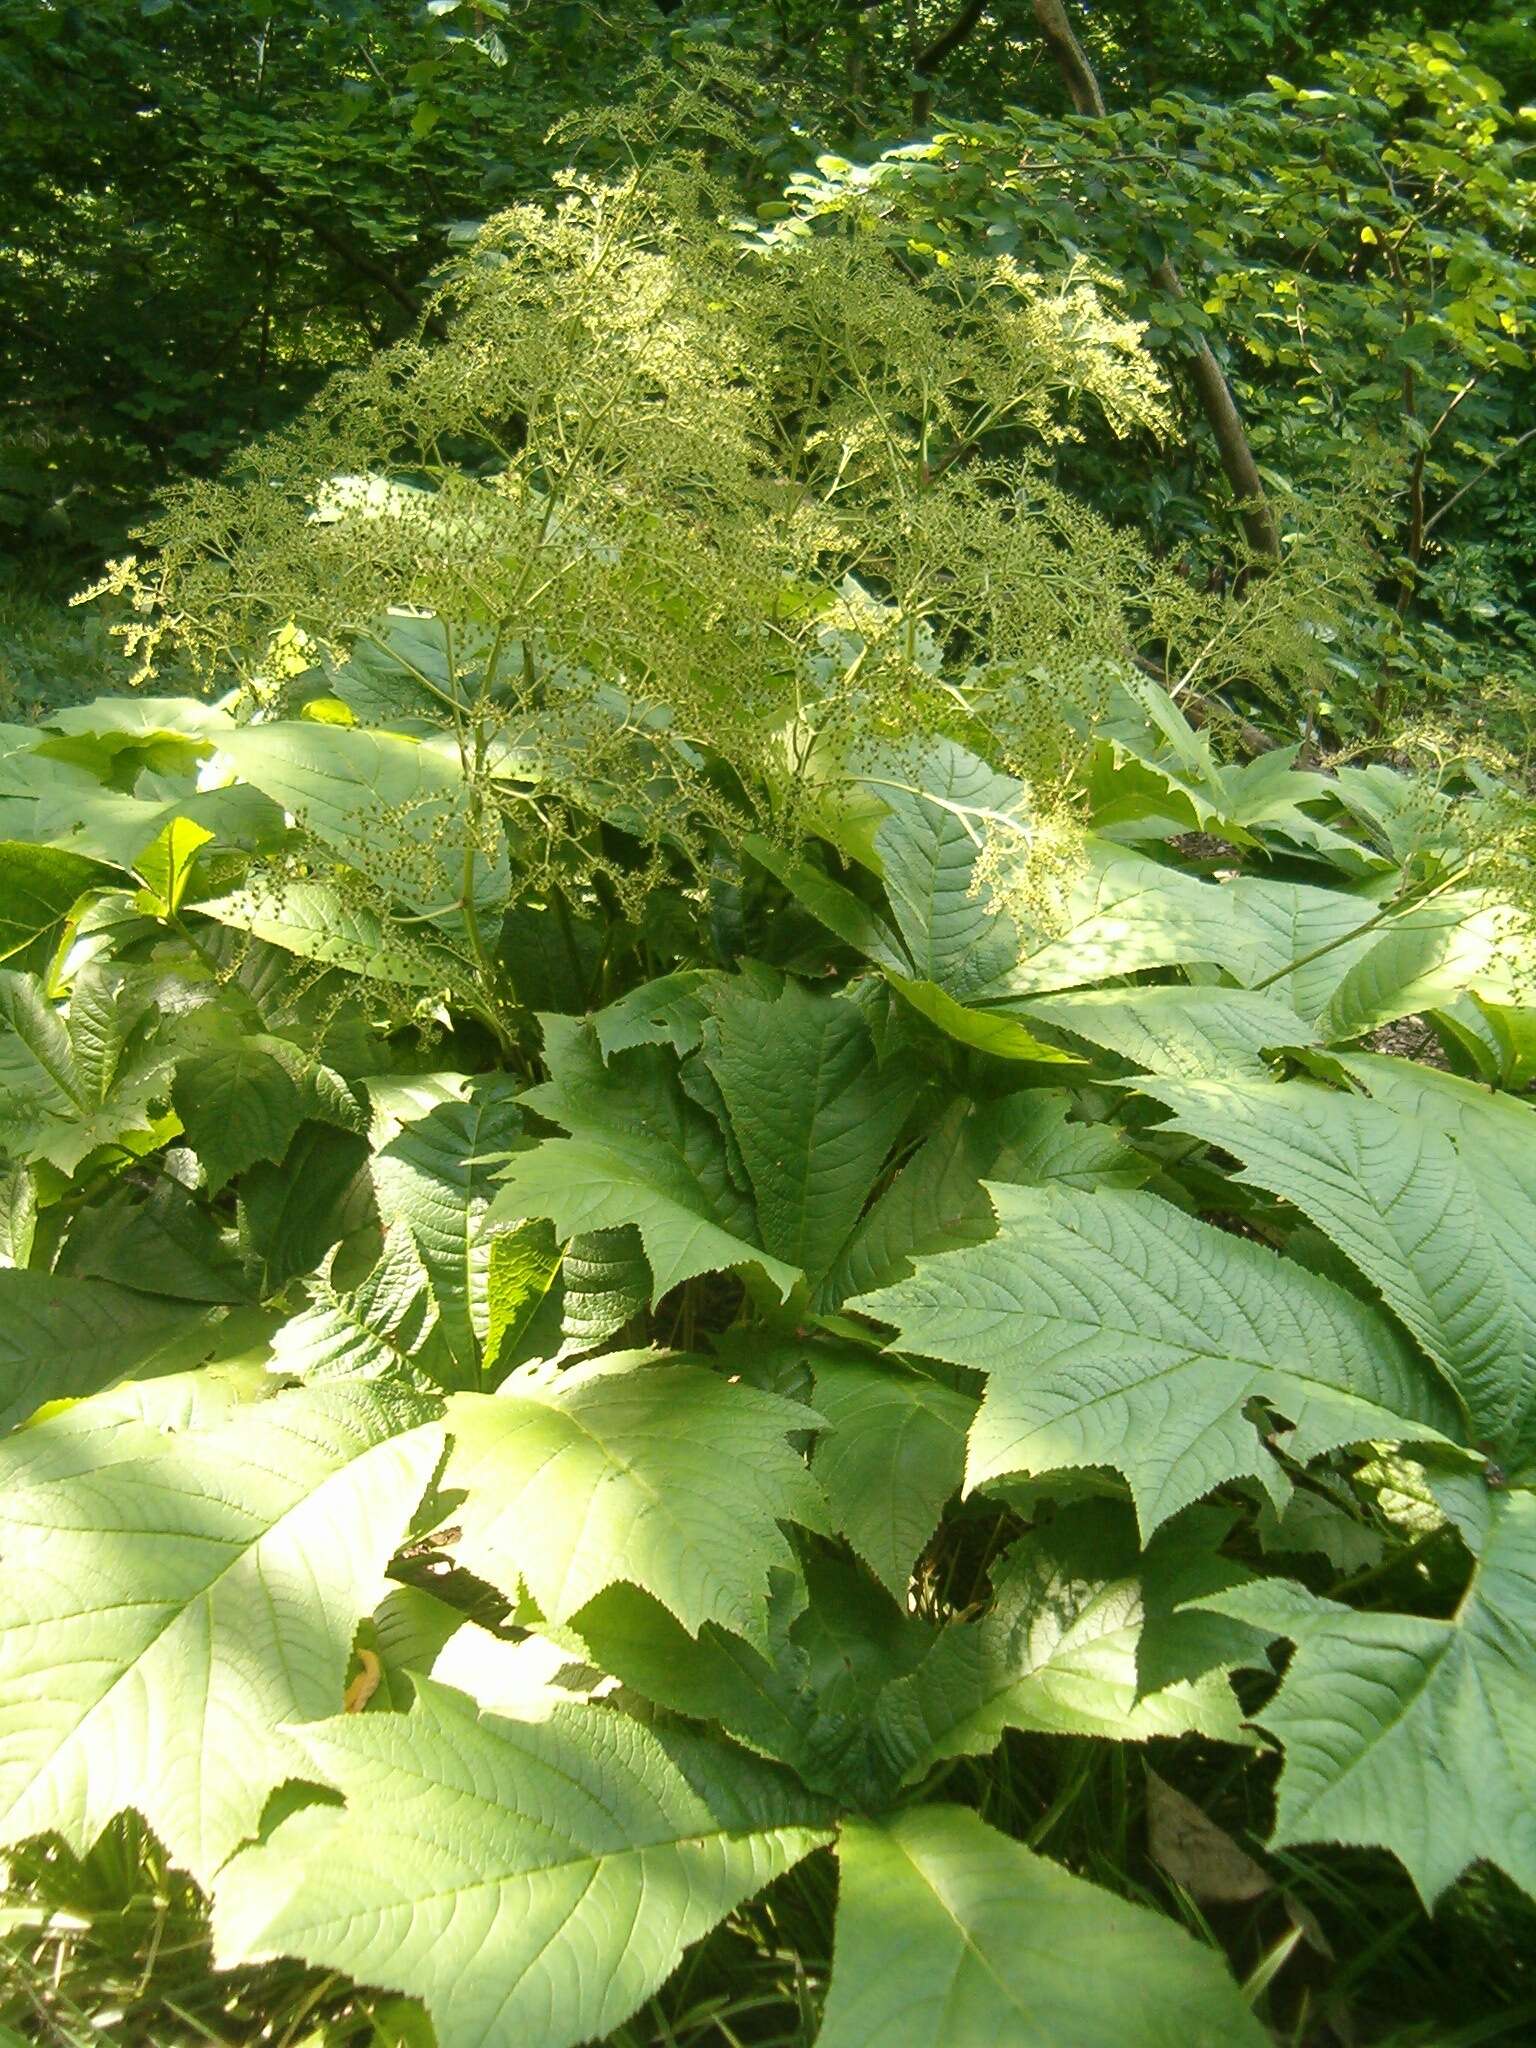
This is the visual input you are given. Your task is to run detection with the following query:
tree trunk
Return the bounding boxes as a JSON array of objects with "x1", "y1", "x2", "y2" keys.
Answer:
[{"x1": 1031, "y1": 0, "x2": 1280, "y2": 560}]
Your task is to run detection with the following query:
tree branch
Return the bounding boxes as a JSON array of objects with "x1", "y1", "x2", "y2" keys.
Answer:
[
  {"x1": 1421, "y1": 425, "x2": 1536, "y2": 542},
  {"x1": 1030, "y1": 0, "x2": 1280, "y2": 561},
  {"x1": 1031, "y1": 0, "x2": 1104, "y2": 114},
  {"x1": 912, "y1": 0, "x2": 988, "y2": 126},
  {"x1": 238, "y1": 164, "x2": 446, "y2": 341}
]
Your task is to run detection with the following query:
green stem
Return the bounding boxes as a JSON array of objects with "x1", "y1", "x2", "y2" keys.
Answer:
[{"x1": 1248, "y1": 865, "x2": 1469, "y2": 995}]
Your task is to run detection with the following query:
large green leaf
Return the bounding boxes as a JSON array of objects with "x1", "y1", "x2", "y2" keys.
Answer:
[
  {"x1": 58, "y1": 1179, "x2": 253, "y2": 1304},
  {"x1": 43, "y1": 697, "x2": 234, "y2": 746},
  {"x1": 217, "y1": 723, "x2": 509, "y2": 934},
  {"x1": 742, "y1": 833, "x2": 910, "y2": 974},
  {"x1": 489, "y1": 1134, "x2": 799, "y2": 1303},
  {"x1": 809, "y1": 1351, "x2": 975, "y2": 1598},
  {"x1": 0, "y1": 1161, "x2": 37, "y2": 1268},
  {"x1": 197, "y1": 879, "x2": 469, "y2": 988},
  {"x1": 1018, "y1": 983, "x2": 1312, "y2": 1078},
  {"x1": 978, "y1": 843, "x2": 1257, "y2": 997},
  {"x1": 271, "y1": 1224, "x2": 451, "y2": 1391},
  {"x1": 1224, "y1": 877, "x2": 1384, "y2": 1020},
  {"x1": 0, "y1": 1380, "x2": 442, "y2": 1882},
  {"x1": 0, "y1": 841, "x2": 103, "y2": 963},
  {"x1": 212, "y1": 1679, "x2": 833, "y2": 2048},
  {"x1": 591, "y1": 969, "x2": 715, "y2": 1058},
  {"x1": 1312, "y1": 891, "x2": 1531, "y2": 1042},
  {"x1": 239, "y1": 1123, "x2": 375, "y2": 1292},
  {"x1": 1198, "y1": 1486, "x2": 1536, "y2": 1905},
  {"x1": 550, "y1": 1226, "x2": 649, "y2": 1352},
  {"x1": 132, "y1": 814, "x2": 213, "y2": 917},
  {"x1": 172, "y1": 1033, "x2": 364, "y2": 1192},
  {"x1": 24, "y1": 778, "x2": 283, "y2": 874},
  {"x1": 570, "y1": 1554, "x2": 934, "y2": 1804},
  {"x1": 1333, "y1": 1055, "x2": 1536, "y2": 1463},
  {"x1": 491, "y1": 1021, "x2": 797, "y2": 1302},
  {"x1": 443, "y1": 1355, "x2": 829, "y2": 1646},
  {"x1": 0, "y1": 965, "x2": 184, "y2": 1172},
  {"x1": 527, "y1": 1018, "x2": 758, "y2": 1242},
  {"x1": 1146, "y1": 1075, "x2": 1533, "y2": 1457},
  {"x1": 822, "y1": 1090, "x2": 1146, "y2": 1308},
  {"x1": 0, "y1": 1270, "x2": 208, "y2": 1430},
  {"x1": 874, "y1": 1506, "x2": 1252, "y2": 1778},
  {"x1": 481, "y1": 1219, "x2": 563, "y2": 1377},
  {"x1": 855, "y1": 1182, "x2": 1455, "y2": 1531},
  {"x1": 371, "y1": 1076, "x2": 525, "y2": 1377},
  {"x1": 868, "y1": 741, "x2": 1028, "y2": 998},
  {"x1": 701, "y1": 978, "x2": 913, "y2": 1283},
  {"x1": 820, "y1": 1804, "x2": 1265, "y2": 2048},
  {"x1": 886, "y1": 974, "x2": 1084, "y2": 1064}
]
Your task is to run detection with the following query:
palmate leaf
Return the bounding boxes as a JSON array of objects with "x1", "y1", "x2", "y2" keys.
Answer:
[
  {"x1": 490, "y1": 1019, "x2": 798, "y2": 1302},
  {"x1": 1087, "y1": 676, "x2": 1375, "y2": 874},
  {"x1": 1221, "y1": 879, "x2": 1532, "y2": 1039},
  {"x1": 822, "y1": 1089, "x2": 1147, "y2": 1308},
  {"x1": 1145, "y1": 1075, "x2": 1536, "y2": 1459},
  {"x1": 42, "y1": 696, "x2": 235, "y2": 747},
  {"x1": 1431, "y1": 992, "x2": 1536, "y2": 1089},
  {"x1": 0, "y1": 1380, "x2": 442, "y2": 1883},
  {"x1": 370, "y1": 1075, "x2": 525, "y2": 1377},
  {"x1": 855, "y1": 1182, "x2": 1456, "y2": 1532},
  {"x1": 212, "y1": 1679, "x2": 834, "y2": 2048},
  {"x1": 569, "y1": 1554, "x2": 936, "y2": 1805},
  {"x1": 1198, "y1": 1486, "x2": 1536, "y2": 1905},
  {"x1": 442, "y1": 1355, "x2": 830, "y2": 1648},
  {"x1": 820, "y1": 1804, "x2": 1265, "y2": 2048},
  {"x1": 874, "y1": 1505, "x2": 1254, "y2": 1781},
  {"x1": 20, "y1": 764, "x2": 284, "y2": 875},
  {"x1": 172, "y1": 1032, "x2": 365, "y2": 1192},
  {"x1": 527, "y1": 1017, "x2": 758, "y2": 1241},
  {"x1": 809, "y1": 1352, "x2": 975, "y2": 1598},
  {"x1": 701, "y1": 977, "x2": 914, "y2": 1283}
]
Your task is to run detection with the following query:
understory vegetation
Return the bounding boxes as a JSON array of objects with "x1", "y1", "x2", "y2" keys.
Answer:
[{"x1": 2, "y1": 5, "x2": 1536, "y2": 2046}]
